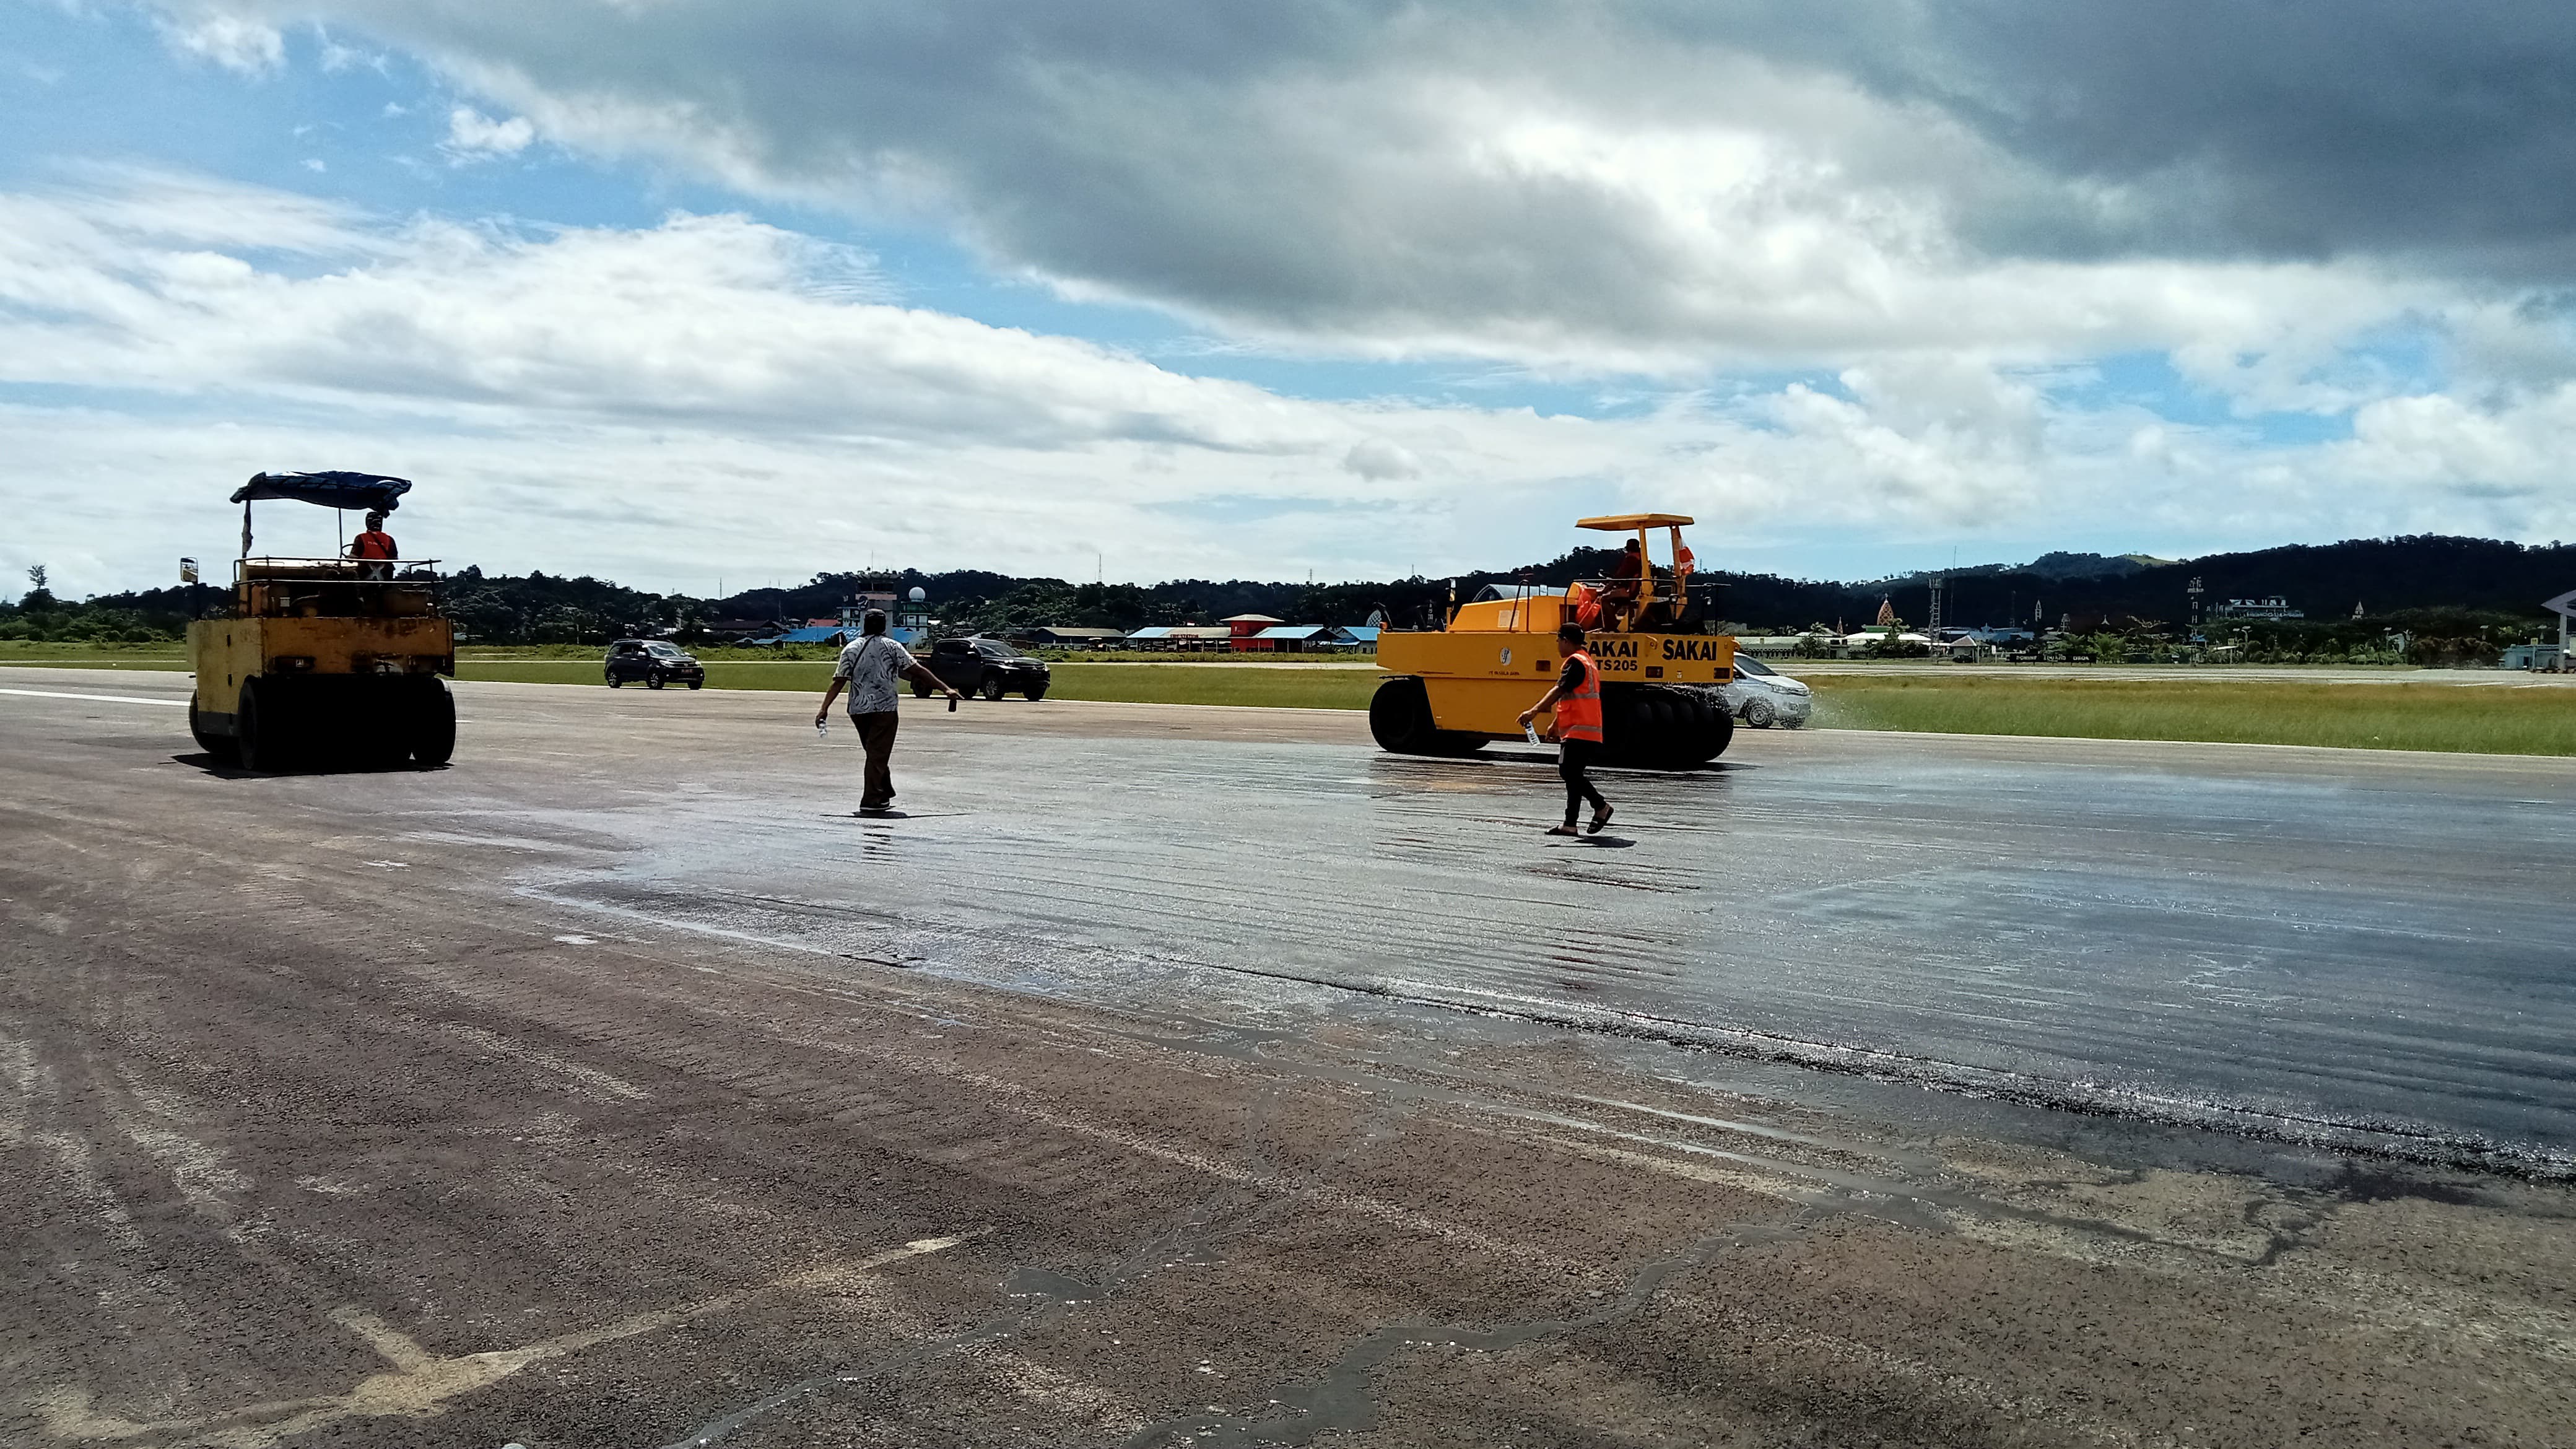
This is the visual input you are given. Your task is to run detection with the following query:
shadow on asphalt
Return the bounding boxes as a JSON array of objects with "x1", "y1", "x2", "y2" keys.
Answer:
[{"x1": 170, "y1": 752, "x2": 446, "y2": 778}]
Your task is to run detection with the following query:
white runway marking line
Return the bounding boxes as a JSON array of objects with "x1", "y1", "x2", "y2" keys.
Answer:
[{"x1": 0, "y1": 686, "x2": 188, "y2": 708}]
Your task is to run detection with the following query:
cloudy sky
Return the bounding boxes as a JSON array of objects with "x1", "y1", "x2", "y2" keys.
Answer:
[{"x1": 7, "y1": 1, "x2": 2576, "y2": 597}]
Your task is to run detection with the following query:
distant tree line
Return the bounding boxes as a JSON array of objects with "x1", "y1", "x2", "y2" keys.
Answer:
[
  {"x1": 0, "y1": 567, "x2": 186, "y2": 643},
  {"x1": 14, "y1": 534, "x2": 2570, "y2": 651}
]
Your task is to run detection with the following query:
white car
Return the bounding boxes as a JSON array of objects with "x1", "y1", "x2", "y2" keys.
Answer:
[{"x1": 1721, "y1": 654, "x2": 1812, "y2": 728}]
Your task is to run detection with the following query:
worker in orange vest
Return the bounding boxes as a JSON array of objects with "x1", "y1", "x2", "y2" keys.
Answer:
[
  {"x1": 1518, "y1": 620, "x2": 1613, "y2": 837},
  {"x1": 349, "y1": 510, "x2": 398, "y2": 578}
]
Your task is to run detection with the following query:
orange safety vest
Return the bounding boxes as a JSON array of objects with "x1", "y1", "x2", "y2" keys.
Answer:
[
  {"x1": 1556, "y1": 649, "x2": 1604, "y2": 742},
  {"x1": 1571, "y1": 584, "x2": 1603, "y2": 630},
  {"x1": 352, "y1": 530, "x2": 398, "y2": 560}
]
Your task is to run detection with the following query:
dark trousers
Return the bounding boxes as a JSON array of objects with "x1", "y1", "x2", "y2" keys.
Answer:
[
  {"x1": 1559, "y1": 739, "x2": 1607, "y2": 824},
  {"x1": 853, "y1": 710, "x2": 899, "y2": 808}
]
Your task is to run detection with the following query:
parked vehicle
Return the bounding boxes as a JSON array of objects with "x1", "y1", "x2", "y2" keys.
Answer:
[
  {"x1": 918, "y1": 636, "x2": 1051, "y2": 700},
  {"x1": 1720, "y1": 654, "x2": 1811, "y2": 728},
  {"x1": 604, "y1": 639, "x2": 705, "y2": 689}
]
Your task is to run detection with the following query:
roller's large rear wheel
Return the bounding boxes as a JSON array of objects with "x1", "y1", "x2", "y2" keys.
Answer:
[
  {"x1": 408, "y1": 679, "x2": 457, "y2": 767},
  {"x1": 188, "y1": 697, "x2": 239, "y2": 765},
  {"x1": 235, "y1": 679, "x2": 281, "y2": 772},
  {"x1": 1604, "y1": 685, "x2": 1731, "y2": 768},
  {"x1": 1368, "y1": 677, "x2": 1489, "y2": 756},
  {"x1": 1370, "y1": 677, "x2": 1438, "y2": 753}
]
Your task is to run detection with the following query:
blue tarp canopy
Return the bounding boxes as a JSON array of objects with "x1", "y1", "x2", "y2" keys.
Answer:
[{"x1": 230, "y1": 471, "x2": 412, "y2": 512}]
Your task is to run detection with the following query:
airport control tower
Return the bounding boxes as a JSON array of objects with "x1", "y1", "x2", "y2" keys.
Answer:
[{"x1": 837, "y1": 580, "x2": 933, "y2": 646}]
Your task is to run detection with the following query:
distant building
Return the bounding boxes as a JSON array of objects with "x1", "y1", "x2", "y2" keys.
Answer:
[
  {"x1": 1221, "y1": 613, "x2": 1284, "y2": 651},
  {"x1": 2502, "y1": 643, "x2": 2564, "y2": 671},
  {"x1": 1244, "y1": 624, "x2": 1334, "y2": 653},
  {"x1": 766, "y1": 625, "x2": 853, "y2": 646},
  {"x1": 1126, "y1": 625, "x2": 1234, "y2": 650},
  {"x1": 829, "y1": 583, "x2": 931, "y2": 645},
  {"x1": 2208, "y1": 595, "x2": 2304, "y2": 620},
  {"x1": 1731, "y1": 635, "x2": 1809, "y2": 659},
  {"x1": 1016, "y1": 625, "x2": 1126, "y2": 648}
]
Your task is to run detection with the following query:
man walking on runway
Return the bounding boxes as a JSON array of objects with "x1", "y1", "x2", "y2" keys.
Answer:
[
  {"x1": 1518, "y1": 620, "x2": 1612, "y2": 837},
  {"x1": 814, "y1": 611, "x2": 960, "y2": 815}
]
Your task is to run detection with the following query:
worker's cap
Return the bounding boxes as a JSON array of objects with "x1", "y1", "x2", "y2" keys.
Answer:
[{"x1": 1557, "y1": 622, "x2": 1586, "y2": 642}]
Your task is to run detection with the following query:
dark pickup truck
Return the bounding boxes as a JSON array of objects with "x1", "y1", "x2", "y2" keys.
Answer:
[{"x1": 916, "y1": 637, "x2": 1051, "y2": 700}]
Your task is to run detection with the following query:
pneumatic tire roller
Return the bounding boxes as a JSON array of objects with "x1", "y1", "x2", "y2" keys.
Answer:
[
  {"x1": 186, "y1": 472, "x2": 459, "y2": 773},
  {"x1": 1371, "y1": 511, "x2": 1738, "y2": 770}
]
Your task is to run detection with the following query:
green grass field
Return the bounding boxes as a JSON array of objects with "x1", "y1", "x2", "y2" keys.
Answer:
[
  {"x1": 8, "y1": 642, "x2": 2570, "y2": 754},
  {"x1": 0, "y1": 642, "x2": 188, "y2": 669},
  {"x1": 1047, "y1": 664, "x2": 1377, "y2": 708},
  {"x1": 1813, "y1": 676, "x2": 2576, "y2": 756}
]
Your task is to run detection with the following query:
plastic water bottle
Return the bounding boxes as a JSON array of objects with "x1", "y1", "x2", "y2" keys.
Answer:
[
  {"x1": 816, "y1": 718, "x2": 829, "y2": 741},
  {"x1": 1524, "y1": 723, "x2": 1541, "y2": 745}
]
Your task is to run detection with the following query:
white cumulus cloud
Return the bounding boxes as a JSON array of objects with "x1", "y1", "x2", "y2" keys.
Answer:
[
  {"x1": 4, "y1": 168, "x2": 2574, "y2": 599},
  {"x1": 441, "y1": 105, "x2": 536, "y2": 163},
  {"x1": 153, "y1": 9, "x2": 285, "y2": 75}
]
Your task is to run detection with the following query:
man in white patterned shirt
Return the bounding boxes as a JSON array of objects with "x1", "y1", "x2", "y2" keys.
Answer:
[{"x1": 814, "y1": 611, "x2": 959, "y2": 814}]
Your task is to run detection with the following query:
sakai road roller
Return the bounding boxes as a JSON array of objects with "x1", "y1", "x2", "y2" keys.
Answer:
[
  {"x1": 186, "y1": 471, "x2": 458, "y2": 771},
  {"x1": 1372, "y1": 513, "x2": 1734, "y2": 767}
]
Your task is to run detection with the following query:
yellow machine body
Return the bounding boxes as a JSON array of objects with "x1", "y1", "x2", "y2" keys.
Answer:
[
  {"x1": 1378, "y1": 601, "x2": 1734, "y2": 736},
  {"x1": 1371, "y1": 513, "x2": 1737, "y2": 765},
  {"x1": 186, "y1": 557, "x2": 458, "y2": 769},
  {"x1": 189, "y1": 612, "x2": 455, "y2": 716}
]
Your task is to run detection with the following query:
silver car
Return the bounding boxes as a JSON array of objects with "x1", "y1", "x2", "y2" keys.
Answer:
[{"x1": 1721, "y1": 654, "x2": 1812, "y2": 728}]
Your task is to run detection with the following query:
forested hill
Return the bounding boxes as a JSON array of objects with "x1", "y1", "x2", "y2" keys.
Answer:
[
  {"x1": 1841, "y1": 536, "x2": 2574, "y2": 634},
  {"x1": 27, "y1": 534, "x2": 2574, "y2": 643}
]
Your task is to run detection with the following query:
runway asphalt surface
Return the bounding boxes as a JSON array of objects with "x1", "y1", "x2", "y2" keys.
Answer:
[{"x1": 6, "y1": 664, "x2": 2574, "y2": 1447}]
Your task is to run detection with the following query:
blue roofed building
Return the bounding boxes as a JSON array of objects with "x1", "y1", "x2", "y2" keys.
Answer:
[{"x1": 1247, "y1": 624, "x2": 1335, "y2": 653}]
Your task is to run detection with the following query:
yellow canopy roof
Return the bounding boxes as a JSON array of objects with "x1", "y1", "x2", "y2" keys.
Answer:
[{"x1": 1576, "y1": 513, "x2": 1694, "y2": 530}]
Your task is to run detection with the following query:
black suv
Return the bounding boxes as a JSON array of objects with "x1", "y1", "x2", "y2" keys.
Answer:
[
  {"x1": 918, "y1": 637, "x2": 1050, "y2": 700},
  {"x1": 604, "y1": 639, "x2": 705, "y2": 689}
]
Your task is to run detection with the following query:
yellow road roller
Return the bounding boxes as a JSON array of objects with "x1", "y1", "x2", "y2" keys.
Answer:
[
  {"x1": 186, "y1": 472, "x2": 457, "y2": 771},
  {"x1": 1373, "y1": 513, "x2": 1734, "y2": 767}
]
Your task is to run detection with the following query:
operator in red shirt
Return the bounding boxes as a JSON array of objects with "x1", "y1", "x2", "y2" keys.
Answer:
[{"x1": 349, "y1": 510, "x2": 398, "y2": 578}]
